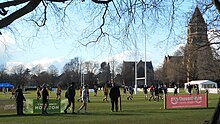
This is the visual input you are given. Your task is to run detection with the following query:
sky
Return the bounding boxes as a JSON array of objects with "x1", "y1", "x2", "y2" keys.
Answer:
[{"x1": 0, "y1": 1, "x2": 196, "y2": 74}]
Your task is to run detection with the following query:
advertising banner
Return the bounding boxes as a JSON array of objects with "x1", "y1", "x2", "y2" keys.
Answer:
[
  {"x1": 0, "y1": 99, "x2": 66, "y2": 114},
  {"x1": 165, "y1": 94, "x2": 207, "y2": 109},
  {"x1": 33, "y1": 99, "x2": 61, "y2": 113},
  {"x1": 0, "y1": 99, "x2": 16, "y2": 114}
]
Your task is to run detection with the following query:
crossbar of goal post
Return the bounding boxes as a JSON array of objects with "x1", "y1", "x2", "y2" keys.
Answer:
[
  {"x1": 136, "y1": 77, "x2": 146, "y2": 80},
  {"x1": 134, "y1": 77, "x2": 146, "y2": 94}
]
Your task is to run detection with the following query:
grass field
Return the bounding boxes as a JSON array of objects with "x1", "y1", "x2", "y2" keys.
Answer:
[{"x1": 0, "y1": 89, "x2": 219, "y2": 124}]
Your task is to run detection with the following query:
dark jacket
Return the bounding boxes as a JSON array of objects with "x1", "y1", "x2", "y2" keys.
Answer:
[
  {"x1": 42, "y1": 88, "x2": 49, "y2": 100},
  {"x1": 15, "y1": 88, "x2": 25, "y2": 102},
  {"x1": 109, "y1": 86, "x2": 120, "y2": 100},
  {"x1": 67, "y1": 85, "x2": 76, "y2": 98}
]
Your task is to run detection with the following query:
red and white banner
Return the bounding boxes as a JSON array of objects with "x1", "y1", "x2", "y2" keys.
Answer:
[{"x1": 165, "y1": 94, "x2": 207, "y2": 109}]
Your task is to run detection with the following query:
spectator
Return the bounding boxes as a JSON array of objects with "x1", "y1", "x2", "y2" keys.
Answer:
[
  {"x1": 163, "y1": 84, "x2": 168, "y2": 95},
  {"x1": 15, "y1": 85, "x2": 26, "y2": 115},
  {"x1": 64, "y1": 82, "x2": 76, "y2": 114},
  {"x1": 187, "y1": 84, "x2": 192, "y2": 95},
  {"x1": 195, "y1": 84, "x2": 199, "y2": 95},
  {"x1": 41, "y1": 84, "x2": 49, "y2": 115},
  {"x1": 109, "y1": 83, "x2": 121, "y2": 112},
  {"x1": 174, "y1": 84, "x2": 178, "y2": 96}
]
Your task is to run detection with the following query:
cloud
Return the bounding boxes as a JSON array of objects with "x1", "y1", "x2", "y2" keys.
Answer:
[
  {"x1": 5, "y1": 57, "x2": 68, "y2": 74},
  {"x1": 101, "y1": 50, "x2": 152, "y2": 64}
]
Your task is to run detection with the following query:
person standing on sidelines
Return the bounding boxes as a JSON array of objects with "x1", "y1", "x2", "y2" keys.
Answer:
[
  {"x1": 15, "y1": 85, "x2": 26, "y2": 115},
  {"x1": 174, "y1": 84, "x2": 178, "y2": 96},
  {"x1": 41, "y1": 84, "x2": 49, "y2": 115},
  {"x1": 64, "y1": 82, "x2": 76, "y2": 114},
  {"x1": 163, "y1": 84, "x2": 168, "y2": 95},
  {"x1": 195, "y1": 84, "x2": 199, "y2": 95},
  {"x1": 187, "y1": 83, "x2": 192, "y2": 95},
  {"x1": 109, "y1": 83, "x2": 121, "y2": 112},
  {"x1": 77, "y1": 85, "x2": 89, "y2": 113}
]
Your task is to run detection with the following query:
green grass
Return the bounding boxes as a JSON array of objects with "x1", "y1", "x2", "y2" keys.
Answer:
[{"x1": 0, "y1": 89, "x2": 219, "y2": 124}]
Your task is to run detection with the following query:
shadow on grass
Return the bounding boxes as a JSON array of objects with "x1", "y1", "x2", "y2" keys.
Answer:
[{"x1": 0, "y1": 107, "x2": 214, "y2": 118}]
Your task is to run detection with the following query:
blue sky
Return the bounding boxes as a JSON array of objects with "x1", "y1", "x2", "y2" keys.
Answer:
[{"x1": 0, "y1": 1, "x2": 196, "y2": 73}]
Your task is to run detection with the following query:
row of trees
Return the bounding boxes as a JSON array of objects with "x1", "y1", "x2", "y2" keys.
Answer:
[
  {"x1": 2, "y1": 47, "x2": 220, "y2": 89},
  {"x1": 0, "y1": 57, "x2": 123, "y2": 89}
]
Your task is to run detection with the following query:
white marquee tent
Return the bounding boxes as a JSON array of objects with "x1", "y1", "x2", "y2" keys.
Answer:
[{"x1": 184, "y1": 80, "x2": 217, "y2": 90}]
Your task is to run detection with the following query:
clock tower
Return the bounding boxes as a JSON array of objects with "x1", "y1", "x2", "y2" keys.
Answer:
[{"x1": 184, "y1": 7, "x2": 213, "y2": 82}]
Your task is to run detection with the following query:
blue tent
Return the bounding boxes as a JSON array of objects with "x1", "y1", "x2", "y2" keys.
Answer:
[{"x1": 0, "y1": 82, "x2": 14, "y2": 88}]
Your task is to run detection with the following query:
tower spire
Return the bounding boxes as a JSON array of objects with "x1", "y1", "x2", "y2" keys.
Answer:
[{"x1": 189, "y1": 6, "x2": 205, "y2": 24}]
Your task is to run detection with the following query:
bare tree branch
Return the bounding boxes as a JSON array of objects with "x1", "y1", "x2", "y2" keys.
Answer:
[
  {"x1": 92, "y1": 0, "x2": 113, "y2": 4},
  {"x1": 0, "y1": 0, "x2": 30, "y2": 8},
  {"x1": 0, "y1": 0, "x2": 42, "y2": 29}
]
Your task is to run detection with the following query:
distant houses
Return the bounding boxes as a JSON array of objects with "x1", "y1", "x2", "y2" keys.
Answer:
[{"x1": 122, "y1": 60, "x2": 154, "y2": 87}]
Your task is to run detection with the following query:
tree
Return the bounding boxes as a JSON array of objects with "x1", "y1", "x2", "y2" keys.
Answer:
[
  {"x1": 37, "y1": 71, "x2": 51, "y2": 86},
  {"x1": 121, "y1": 62, "x2": 135, "y2": 86},
  {"x1": 62, "y1": 57, "x2": 82, "y2": 87},
  {"x1": 31, "y1": 64, "x2": 43, "y2": 76},
  {"x1": 82, "y1": 61, "x2": 99, "y2": 74},
  {"x1": 114, "y1": 63, "x2": 123, "y2": 84},
  {"x1": 48, "y1": 65, "x2": 59, "y2": 76},
  {"x1": 98, "y1": 62, "x2": 111, "y2": 86},
  {"x1": 154, "y1": 65, "x2": 164, "y2": 84},
  {"x1": 109, "y1": 59, "x2": 118, "y2": 82},
  {"x1": 163, "y1": 45, "x2": 186, "y2": 87},
  {"x1": 63, "y1": 57, "x2": 81, "y2": 73},
  {"x1": 11, "y1": 64, "x2": 30, "y2": 87},
  {"x1": 1, "y1": 0, "x2": 220, "y2": 47},
  {"x1": 47, "y1": 64, "x2": 59, "y2": 87},
  {"x1": 0, "y1": 64, "x2": 9, "y2": 82}
]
